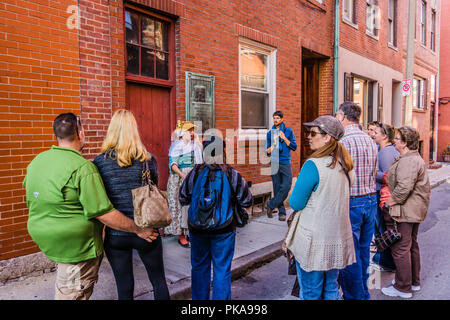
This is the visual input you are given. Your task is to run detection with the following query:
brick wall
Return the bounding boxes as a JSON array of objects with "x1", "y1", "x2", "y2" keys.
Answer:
[
  {"x1": 438, "y1": 0, "x2": 450, "y2": 159},
  {"x1": 403, "y1": 0, "x2": 440, "y2": 164},
  {"x1": 0, "y1": 0, "x2": 336, "y2": 261},
  {"x1": 339, "y1": 0, "x2": 404, "y2": 74},
  {"x1": 0, "y1": 0, "x2": 81, "y2": 260}
]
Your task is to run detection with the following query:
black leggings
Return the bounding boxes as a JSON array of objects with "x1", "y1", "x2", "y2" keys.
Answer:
[{"x1": 104, "y1": 234, "x2": 170, "y2": 300}]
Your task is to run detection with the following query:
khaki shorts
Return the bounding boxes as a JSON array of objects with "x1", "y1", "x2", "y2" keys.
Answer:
[{"x1": 54, "y1": 253, "x2": 103, "y2": 300}]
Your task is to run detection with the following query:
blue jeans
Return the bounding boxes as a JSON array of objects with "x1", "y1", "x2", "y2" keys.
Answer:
[
  {"x1": 190, "y1": 231, "x2": 236, "y2": 300},
  {"x1": 296, "y1": 261, "x2": 339, "y2": 300},
  {"x1": 372, "y1": 191, "x2": 396, "y2": 270},
  {"x1": 268, "y1": 163, "x2": 292, "y2": 216},
  {"x1": 338, "y1": 194, "x2": 376, "y2": 300}
]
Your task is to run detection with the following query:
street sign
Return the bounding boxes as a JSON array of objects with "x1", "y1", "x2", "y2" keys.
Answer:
[{"x1": 402, "y1": 79, "x2": 412, "y2": 96}]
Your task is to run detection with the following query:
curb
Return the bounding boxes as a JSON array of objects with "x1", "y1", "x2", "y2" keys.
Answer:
[
  {"x1": 136, "y1": 240, "x2": 284, "y2": 300},
  {"x1": 430, "y1": 177, "x2": 450, "y2": 190}
]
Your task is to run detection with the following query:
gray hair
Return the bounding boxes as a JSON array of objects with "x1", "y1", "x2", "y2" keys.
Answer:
[{"x1": 339, "y1": 101, "x2": 361, "y2": 123}]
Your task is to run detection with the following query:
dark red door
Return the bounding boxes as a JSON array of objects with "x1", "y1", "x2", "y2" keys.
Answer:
[
  {"x1": 301, "y1": 59, "x2": 319, "y2": 166},
  {"x1": 126, "y1": 83, "x2": 172, "y2": 190}
]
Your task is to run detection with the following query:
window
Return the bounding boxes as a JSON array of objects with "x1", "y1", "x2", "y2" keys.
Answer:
[
  {"x1": 388, "y1": 0, "x2": 397, "y2": 47},
  {"x1": 125, "y1": 9, "x2": 170, "y2": 80},
  {"x1": 413, "y1": 78, "x2": 426, "y2": 109},
  {"x1": 366, "y1": 0, "x2": 379, "y2": 37},
  {"x1": 343, "y1": 0, "x2": 356, "y2": 24},
  {"x1": 239, "y1": 42, "x2": 275, "y2": 129},
  {"x1": 420, "y1": 1, "x2": 426, "y2": 45},
  {"x1": 431, "y1": 9, "x2": 436, "y2": 51}
]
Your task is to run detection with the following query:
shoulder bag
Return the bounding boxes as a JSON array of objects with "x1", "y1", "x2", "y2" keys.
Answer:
[{"x1": 132, "y1": 161, "x2": 172, "y2": 228}]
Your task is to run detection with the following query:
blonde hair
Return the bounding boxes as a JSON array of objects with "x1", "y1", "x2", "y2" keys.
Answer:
[{"x1": 101, "y1": 109, "x2": 150, "y2": 167}]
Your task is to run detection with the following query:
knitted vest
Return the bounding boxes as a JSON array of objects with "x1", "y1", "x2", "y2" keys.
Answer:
[{"x1": 285, "y1": 156, "x2": 356, "y2": 272}]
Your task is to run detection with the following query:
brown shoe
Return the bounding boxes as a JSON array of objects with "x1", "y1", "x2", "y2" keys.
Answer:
[{"x1": 266, "y1": 205, "x2": 274, "y2": 218}]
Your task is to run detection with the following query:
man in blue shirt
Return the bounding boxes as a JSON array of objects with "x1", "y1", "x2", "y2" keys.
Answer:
[{"x1": 266, "y1": 111, "x2": 297, "y2": 221}]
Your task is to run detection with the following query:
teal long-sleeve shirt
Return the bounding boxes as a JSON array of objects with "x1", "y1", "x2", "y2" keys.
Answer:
[{"x1": 289, "y1": 160, "x2": 319, "y2": 211}]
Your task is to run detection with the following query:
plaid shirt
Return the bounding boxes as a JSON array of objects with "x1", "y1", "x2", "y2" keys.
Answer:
[{"x1": 340, "y1": 124, "x2": 378, "y2": 197}]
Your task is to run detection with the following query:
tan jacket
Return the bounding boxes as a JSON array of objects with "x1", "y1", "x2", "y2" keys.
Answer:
[{"x1": 387, "y1": 150, "x2": 430, "y2": 223}]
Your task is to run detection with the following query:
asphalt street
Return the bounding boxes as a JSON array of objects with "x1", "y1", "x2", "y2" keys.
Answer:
[{"x1": 231, "y1": 181, "x2": 450, "y2": 300}]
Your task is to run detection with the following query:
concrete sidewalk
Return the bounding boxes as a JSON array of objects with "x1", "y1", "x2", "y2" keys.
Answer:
[
  {"x1": 0, "y1": 162, "x2": 448, "y2": 300},
  {"x1": 0, "y1": 213, "x2": 289, "y2": 300}
]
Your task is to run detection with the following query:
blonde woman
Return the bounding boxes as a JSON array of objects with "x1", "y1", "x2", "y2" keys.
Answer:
[{"x1": 93, "y1": 109, "x2": 170, "y2": 300}]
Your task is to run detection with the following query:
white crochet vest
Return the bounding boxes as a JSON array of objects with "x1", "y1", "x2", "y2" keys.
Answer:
[{"x1": 285, "y1": 156, "x2": 356, "y2": 272}]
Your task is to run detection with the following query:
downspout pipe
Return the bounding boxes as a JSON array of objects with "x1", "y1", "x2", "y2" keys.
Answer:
[{"x1": 333, "y1": 0, "x2": 340, "y2": 114}]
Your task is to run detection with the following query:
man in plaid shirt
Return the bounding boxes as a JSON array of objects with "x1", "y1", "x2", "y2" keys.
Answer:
[{"x1": 335, "y1": 101, "x2": 378, "y2": 300}]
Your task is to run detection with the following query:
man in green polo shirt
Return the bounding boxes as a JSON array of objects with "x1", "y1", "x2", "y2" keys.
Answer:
[{"x1": 23, "y1": 113, "x2": 159, "y2": 300}]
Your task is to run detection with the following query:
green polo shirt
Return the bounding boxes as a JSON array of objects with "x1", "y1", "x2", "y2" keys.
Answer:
[{"x1": 23, "y1": 146, "x2": 114, "y2": 263}]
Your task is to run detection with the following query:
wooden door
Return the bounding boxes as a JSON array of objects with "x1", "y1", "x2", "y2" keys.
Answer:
[
  {"x1": 301, "y1": 60, "x2": 319, "y2": 166},
  {"x1": 126, "y1": 83, "x2": 172, "y2": 190}
]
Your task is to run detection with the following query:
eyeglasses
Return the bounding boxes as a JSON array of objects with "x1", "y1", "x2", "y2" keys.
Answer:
[{"x1": 308, "y1": 129, "x2": 324, "y2": 137}]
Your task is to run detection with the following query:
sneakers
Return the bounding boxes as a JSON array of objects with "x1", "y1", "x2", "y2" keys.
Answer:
[
  {"x1": 278, "y1": 214, "x2": 286, "y2": 221},
  {"x1": 381, "y1": 286, "x2": 412, "y2": 299},
  {"x1": 370, "y1": 262, "x2": 396, "y2": 273},
  {"x1": 392, "y1": 279, "x2": 420, "y2": 291}
]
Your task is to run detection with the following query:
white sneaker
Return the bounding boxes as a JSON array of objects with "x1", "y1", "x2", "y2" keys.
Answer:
[
  {"x1": 382, "y1": 285, "x2": 413, "y2": 298},
  {"x1": 392, "y1": 279, "x2": 421, "y2": 291}
]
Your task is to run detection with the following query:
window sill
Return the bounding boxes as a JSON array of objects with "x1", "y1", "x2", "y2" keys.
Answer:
[
  {"x1": 413, "y1": 108, "x2": 426, "y2": 113},
  {"x1": 420, "y1": 43, "x2": 428, "y2": 50},
  {"x1": 366, "y1": 30, "x2": 379, "y2": 41},
  {"x1": 237, "y1": 129, "x2": 267, "y2": 142},
  {"x1": 387, "y1": 43, "x2": 398, "y2": 51},
  {"x1": 306, "y1": 0, "x2": 327, "y2": 11},
  {"x1": 342, "y1": 18, "x2": 358, "y2": 30}
]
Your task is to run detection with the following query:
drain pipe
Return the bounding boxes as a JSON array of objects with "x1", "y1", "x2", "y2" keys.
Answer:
[{"x1": 333, "y1": 0, "x2": 340, "y2": 114}]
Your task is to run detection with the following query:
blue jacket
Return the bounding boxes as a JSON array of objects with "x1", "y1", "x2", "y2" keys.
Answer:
[
  {"x1": 266, "y1": 122, "x2": 297, "y2": 164},
  {"x1": 179, "y1": 164, "x2": 253, "y2": 234}
]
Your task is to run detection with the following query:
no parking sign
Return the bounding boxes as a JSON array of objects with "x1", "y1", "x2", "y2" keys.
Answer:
[{"x1": 402, "y1": 79, "x2": 412, "y2": 96}]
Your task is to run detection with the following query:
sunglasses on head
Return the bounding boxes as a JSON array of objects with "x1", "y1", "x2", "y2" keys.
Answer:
[{"x1": 371, "y1": 121, "x2": 387, "y2": 134}]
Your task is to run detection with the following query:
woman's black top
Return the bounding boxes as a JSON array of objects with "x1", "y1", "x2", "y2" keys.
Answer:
[{"x1": 93, "y1": 150, "x2": 158, "y2": 236}]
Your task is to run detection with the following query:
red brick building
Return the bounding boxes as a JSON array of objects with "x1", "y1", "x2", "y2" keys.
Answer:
[
  {"x1": 0, "y1": 0, "x2": 336, "y2": 269},
  {"x1": 437, "y1": 0, "x2": 450, "y2": 161},
  {"x1": 338, "y1": 0, "x2": 441, "y2": 165},
  {"x1": 406, "y1": 0, "x2": 440, "y2": 164},
  {"x1": 338, "y1": 0, "x2": 404, "y2": 129}
]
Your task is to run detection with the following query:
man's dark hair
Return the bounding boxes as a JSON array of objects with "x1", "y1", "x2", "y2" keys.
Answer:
[
  {"x1": 339, "y1": 101, "x2": 361, "y2": 123},
  {"x1": 273, "y1": 111, "x2": 284, "y2": 118},
  {"x1": 53, "y1": 113, "x2": 81, "y2": 141}
]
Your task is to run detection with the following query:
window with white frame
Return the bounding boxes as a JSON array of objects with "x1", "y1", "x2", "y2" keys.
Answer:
[
  {"x1": 421, "y1": 0, "x2": 427, "y2": 45},
  {"x1": 239, "y1": 41, "x2": 275, "y2": 129},
  {"x1": 431, "y1": 9, "x2": 436, "y2": 51},
  {"x1": 343, "y1": 0, "x2": 356, "y2": 24},
  {"x1": 366, "y1": 0, "x2": 379, "y2": 37},
  {"x1": 413, "y1": 78, "x2": 426, "y2": 109},
  {"x1": 388, "y1": 0, "x2": 397, "y2": 47}
]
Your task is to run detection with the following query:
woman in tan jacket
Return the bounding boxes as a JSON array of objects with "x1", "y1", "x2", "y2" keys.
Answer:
[{"x1": 381, "y1": 126, "x2": 430, "y2": 299}]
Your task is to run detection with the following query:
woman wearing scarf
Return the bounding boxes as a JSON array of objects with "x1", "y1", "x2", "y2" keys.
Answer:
[{"x1": 164, "y1": 121, "x2": 203, "y2": 247}]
